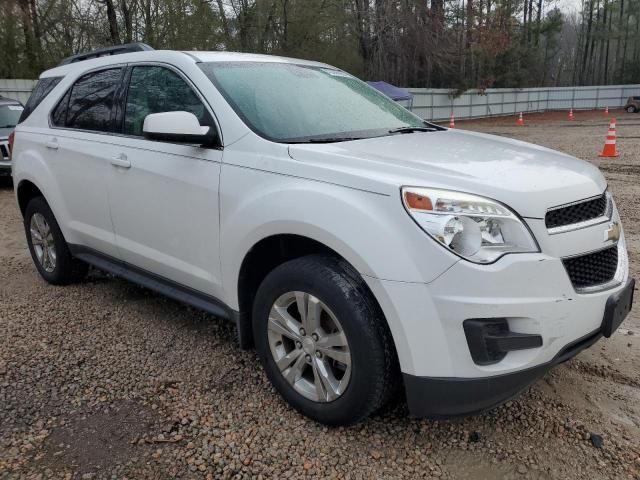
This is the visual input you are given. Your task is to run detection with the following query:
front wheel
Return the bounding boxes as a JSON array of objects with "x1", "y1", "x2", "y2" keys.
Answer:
[
  {"x1": 252, "y1": 255, "x2": 398, "y2": 425},
  {"x1": 627, "y1": 105, "x2": 637, "y2": 113}
]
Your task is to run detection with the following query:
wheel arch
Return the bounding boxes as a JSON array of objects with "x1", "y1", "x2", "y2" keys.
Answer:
[
  {"x1": 234, "y1": 233, "x2": 403, "y2": 365},
  {"x1": 16, "y1": 179, "x2": 46, "y2": 216}
]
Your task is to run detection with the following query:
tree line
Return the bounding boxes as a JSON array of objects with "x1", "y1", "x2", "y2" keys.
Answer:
[{"x1": 2, "y1": 0, "x2": 639, "y2": 88}]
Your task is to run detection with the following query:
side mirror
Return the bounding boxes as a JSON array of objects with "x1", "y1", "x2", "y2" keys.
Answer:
[{"x1": 142, "y1": 111, "x2": 219, "y2": 146}]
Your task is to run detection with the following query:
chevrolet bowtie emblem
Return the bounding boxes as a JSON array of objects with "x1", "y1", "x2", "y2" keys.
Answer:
[{"x1": 605, "y1": 222, "x2": 621, "y2": 242}]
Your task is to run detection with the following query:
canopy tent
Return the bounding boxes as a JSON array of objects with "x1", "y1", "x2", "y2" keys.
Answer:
[{"x1": 366, "y1": 81, "x2": 413, "y2": 108}]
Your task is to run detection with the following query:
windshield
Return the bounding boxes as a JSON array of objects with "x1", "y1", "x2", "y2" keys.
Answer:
[
  {"x1": 199, "y1": 62, "x2": 426, "y2": 143},
  {"x1": 0, "y1": 104, "x2": 23, "y2": 128}
]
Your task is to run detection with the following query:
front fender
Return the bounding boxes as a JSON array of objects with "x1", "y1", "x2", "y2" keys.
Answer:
[{"x1": 219, "y1": 163, "x2": 457, "y2": 307}]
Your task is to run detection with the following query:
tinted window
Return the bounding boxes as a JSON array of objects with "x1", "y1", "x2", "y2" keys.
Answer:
[
  {"x1": 19, "y1": 77, "x2": 62, "y2": 123},
  {"x1": 51, "y1": 90, "x2": 71, "y2": 127},
  {"x1": 124, "y1": 66, "x2": 212, "y2": 136},
  {"x1": 54, "y1": 68, "x2": 122, "y2": 132},
  {"x1": 0, "y1": 104, "x2": 23, "y2": 128}
]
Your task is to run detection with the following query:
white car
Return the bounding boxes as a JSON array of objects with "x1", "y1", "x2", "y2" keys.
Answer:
[{"x1": 11, "y1": 44, "x2": 634, "y2": 425}]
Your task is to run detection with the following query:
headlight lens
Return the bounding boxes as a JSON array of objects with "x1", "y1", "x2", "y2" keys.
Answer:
[{"x1": 402, "y1": 187, "x2": 539, "y2": 264}]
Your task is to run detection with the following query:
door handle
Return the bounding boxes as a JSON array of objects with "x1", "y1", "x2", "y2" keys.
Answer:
[
  {"x1": 110, "y1": 153, "x2": 131, "y2": 169},
  {"x1": 45, "y1": 138, "x2": 58, "y2": 150}
]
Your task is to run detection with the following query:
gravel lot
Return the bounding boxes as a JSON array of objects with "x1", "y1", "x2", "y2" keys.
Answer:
[{"x1": 1, "y1": 110, "x2": 639, "y2": 479}]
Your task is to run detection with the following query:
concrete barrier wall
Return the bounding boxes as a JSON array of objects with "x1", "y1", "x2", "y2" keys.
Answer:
[
  {"x1": 408, "y1": 85, "x2": 640, "y2": 121},
  {"x1": 0, "y1": 79, "x2": 38, "y2": 104}
]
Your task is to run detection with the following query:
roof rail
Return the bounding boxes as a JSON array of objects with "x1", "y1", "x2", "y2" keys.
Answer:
[{"x1": 58, "y1": 42, "x2": 154, "y2": 66}]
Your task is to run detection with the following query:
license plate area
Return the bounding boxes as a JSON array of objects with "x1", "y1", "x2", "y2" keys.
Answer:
[{"x1": 601, "y1": 278, "x2": 635, "y2": 338}]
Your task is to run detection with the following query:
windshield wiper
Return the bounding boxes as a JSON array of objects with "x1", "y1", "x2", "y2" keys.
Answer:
[
  {"x1": 0, "y1": 125, "x2": 15, "y2": 129},
  {"x1": 288, "y1": 137, "x2": 364, "y2": 144},
  {"x1": 388, "y1": 126, "x2": 439, "y2": 134}
]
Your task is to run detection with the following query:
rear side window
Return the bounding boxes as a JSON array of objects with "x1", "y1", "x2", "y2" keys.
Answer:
[
  {"x1": 52, "y1": 68, "x2": 122, "y2": 132},
  {"x1": 123, "y1": 66, "x2": 212, "y2": 136},
  {"x1": 19, "y1": 76, "x2": 62, "y2": 123}
]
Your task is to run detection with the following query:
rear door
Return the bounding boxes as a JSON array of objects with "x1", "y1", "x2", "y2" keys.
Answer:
[
  {"x1": 106, "y1": 64, "x2": 224, "y2": 297},
  {"x1": 47, "y1": 67, "x2": 124, "y2": 257}
]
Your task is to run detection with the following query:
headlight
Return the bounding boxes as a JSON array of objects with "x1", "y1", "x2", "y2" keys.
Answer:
[{"x1": 401, "y1": 187, "x2": 539, "y2": 264}]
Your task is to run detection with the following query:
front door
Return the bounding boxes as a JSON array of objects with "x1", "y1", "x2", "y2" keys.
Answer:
[{"x1": 107, "y1": 65, "x2": 223, "y2": 298}]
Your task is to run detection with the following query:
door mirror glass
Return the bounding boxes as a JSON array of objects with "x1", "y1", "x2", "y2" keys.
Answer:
[{"x1": 143, "y1": 111, "x2": 215, "y2": 145}]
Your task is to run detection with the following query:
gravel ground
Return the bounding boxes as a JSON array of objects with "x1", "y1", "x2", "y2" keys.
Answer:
[{"x1": 1, "y1": 111, "x2": 639, "y2": 479}]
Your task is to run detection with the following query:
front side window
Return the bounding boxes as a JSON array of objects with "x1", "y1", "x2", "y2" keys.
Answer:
[
  {"x1": 123, "y1": 66, "x2": 212, "y2": 136},
  {"x1": 0, "y1": 104, "x2": 23, "y2": 129},
  {"x1": 52, "y1": 68, "x2": 122, "y2": 132},
  {"x1": 199, "y1": 62, "x2": 425, "y2": 142}
]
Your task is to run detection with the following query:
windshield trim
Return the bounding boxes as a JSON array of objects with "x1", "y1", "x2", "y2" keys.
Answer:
[{"x1": 199, "y1": 61, "x2": 433, "y2": 144}]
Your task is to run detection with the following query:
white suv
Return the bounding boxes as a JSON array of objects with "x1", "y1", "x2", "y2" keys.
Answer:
[{"x1": 11, "y1": 44, "x2": 634, "y2": 425}]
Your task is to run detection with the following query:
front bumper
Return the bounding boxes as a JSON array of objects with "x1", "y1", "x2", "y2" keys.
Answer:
[
  {"x1": 403, "y1": 326, "x2": 604, "y2": 417},
  {"x1": 404, "y1": 276, "x2": 633, "y2": 417}
]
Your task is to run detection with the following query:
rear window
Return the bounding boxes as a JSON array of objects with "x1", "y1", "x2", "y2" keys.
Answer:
[
  {"x1": 51, "y1": 68, "x2": 123, "y2": 132},
  {"x1": 19, "y1": 77, "x2": 62, "y2": 123},
  {"x1": 0, "y1": 104, "x2": 23, "y2": 128}
]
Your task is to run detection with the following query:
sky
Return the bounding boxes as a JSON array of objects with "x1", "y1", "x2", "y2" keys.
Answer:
[{"x1": 554, "y1": 0, "x2": 583, "y2": 15}]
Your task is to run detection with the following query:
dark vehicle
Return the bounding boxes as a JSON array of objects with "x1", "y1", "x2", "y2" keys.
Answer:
[
  {"x1": 624, "y1": 96, "x2": 640, "y2": 113},
  {"x1": 0, "y1": 96, "x2": 23, "y2": 176}
]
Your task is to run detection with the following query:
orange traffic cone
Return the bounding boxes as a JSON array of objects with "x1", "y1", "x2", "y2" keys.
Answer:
[
  {"x1": 449, "y1": 114, "x2": 455, "y2": 128},
  {"x1": 516, "y1": 112, "x2": 524, "y2": 126},
  {"x1": 604, "y1": 106, "x2": 609, "y2": 116},
  {"x1": 569, "y1": 108, "x2": 575, "y2": 121},
  {"x1": 599, "y1": 119, "x2": 619, "y2": 158}
]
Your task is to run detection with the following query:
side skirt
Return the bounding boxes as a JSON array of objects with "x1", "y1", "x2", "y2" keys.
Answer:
[{"x1": 68, "y1": 244, "x2": 250, "y2": 346}]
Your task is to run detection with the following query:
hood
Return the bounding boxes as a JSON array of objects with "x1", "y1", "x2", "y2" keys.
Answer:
[
  {"x1": 0, "y1": 127, "x2": 13, "y2": 139},
  {"x1": 287, "y1": 129, "x2": 606, "y2": 219}
]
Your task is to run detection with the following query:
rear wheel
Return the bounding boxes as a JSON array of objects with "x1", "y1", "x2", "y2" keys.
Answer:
[
  {"x1": 24, "y1": 197, "x2": 88, "y2": 285},
  {"x1": 627, "y1": 105, "x2": 637, "y2": 113},
  {"x1": 252, "y1": 255, "x2": 398, "y2": 425}
]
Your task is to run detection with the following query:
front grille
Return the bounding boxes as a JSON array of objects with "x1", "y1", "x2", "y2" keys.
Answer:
[
  {"x1": 563, "y1": 246, "x2": 618, "y2": 290},
  {"x1": 545, "y1": 194, "x2": 608, "y2": 229},
  {"x1": 0, "y1": 143, "x2": 8, "y2": 160}
]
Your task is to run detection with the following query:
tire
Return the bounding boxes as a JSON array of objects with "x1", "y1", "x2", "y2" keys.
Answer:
[
  {"x1": 252, "y1": 254, "x2": 399, "y2": 425},
  {"x1": 627, "y1": 106, "x2": 637, "y2": 113},
  {"x1": 24, "y1": 196, "x2": 88, "y2": 285}
]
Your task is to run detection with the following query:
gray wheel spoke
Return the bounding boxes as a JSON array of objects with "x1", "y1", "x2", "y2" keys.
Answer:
[
  {"x1": 42, "y1": 246, "x2": 50, "y2": 269},
  {"x1": 268, "y1": 307, "x2": 301, "y2": 341},
  {"x1": 303, "y1": 295, "x2": 322, "y2": 333},
  {"x1": 35, "y1": 214, "x2": 48, "y2": 236},
  {"x1": 312, "y1": 358, "x2": 340, "y2": 401},
  {"x1": 316, "y1": 331, "x2": 348, "y2": 349},
  {"x1": 48, "y1": 245, "x2": 57, "y2": 263},
  {"x1": 283, "y1": 353, "x2": 307, "y2": 385},
  {"x1": 30, "y1": 227, "x2": 43, "y2": 242},
  {"x1": 316, "y1": 346, "x2": 350, "y2": 365},
  {"x1": 276, "y1": 348, "x2": 303, "y2": 372}
]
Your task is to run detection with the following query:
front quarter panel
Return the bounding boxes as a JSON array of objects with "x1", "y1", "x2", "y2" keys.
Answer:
[{"x1": 220, "y1": 153, "x2": 458, "y2": 305}]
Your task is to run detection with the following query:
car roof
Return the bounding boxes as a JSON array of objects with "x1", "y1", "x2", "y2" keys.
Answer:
[{"x1": 40, "y1": 50, "x2": 333, "y2": 79}]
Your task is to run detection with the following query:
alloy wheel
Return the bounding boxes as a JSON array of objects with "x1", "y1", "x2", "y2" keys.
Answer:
[
  {"x1": 267, "y1": 291, "x2": 351, "y2": 402},
  {"x1": 30, "y1": 212, "x2": 57, "y2": 273}
]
